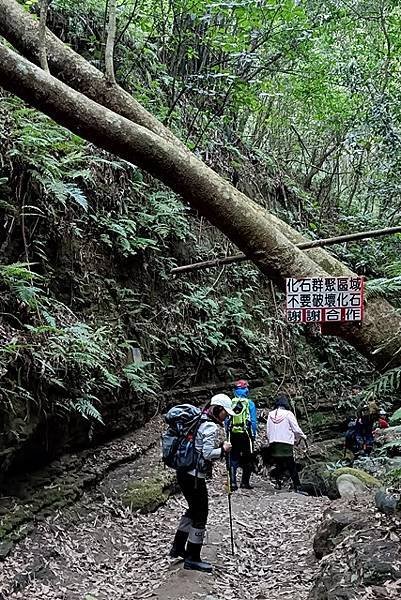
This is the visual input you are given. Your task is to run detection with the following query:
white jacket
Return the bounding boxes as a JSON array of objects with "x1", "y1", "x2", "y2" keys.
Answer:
[{"x1": 266, "y1": 408, "x2": 305, "y2": 445}]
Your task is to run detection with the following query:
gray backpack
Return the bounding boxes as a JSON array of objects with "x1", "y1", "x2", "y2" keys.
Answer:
[{"x1": 162, "y1": 404, "x2": 202, "y2": 472}]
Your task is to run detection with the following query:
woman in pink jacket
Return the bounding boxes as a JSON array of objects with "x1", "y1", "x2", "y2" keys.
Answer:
[{"x1": 266, "y1": 395, "x2": 306, "y2": 492}]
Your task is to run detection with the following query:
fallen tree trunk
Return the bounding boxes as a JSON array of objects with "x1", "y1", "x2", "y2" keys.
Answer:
[
  {"x1": 0, "y1": 0, "x2": 373, "y2": 279},
  {"x1": 0, "y1": 40, "x2": 400, "y2": 368}
]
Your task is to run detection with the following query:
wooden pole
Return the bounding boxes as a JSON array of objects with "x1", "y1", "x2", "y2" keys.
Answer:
[{"x1": 171, "y1": 225, "x2": 401, "y2": 274}]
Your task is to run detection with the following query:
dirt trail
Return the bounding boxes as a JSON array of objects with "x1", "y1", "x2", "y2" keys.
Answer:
[{"x1": 1, "y1": 449, "x2": 329, "y2": 600}]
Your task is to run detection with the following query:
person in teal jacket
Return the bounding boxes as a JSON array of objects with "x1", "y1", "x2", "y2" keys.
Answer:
[{"x1": 228, "y1": 379, "x2": 258, "y2": 490}]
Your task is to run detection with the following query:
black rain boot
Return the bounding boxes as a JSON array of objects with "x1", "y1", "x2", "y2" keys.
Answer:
[
  {"x1": 169, "y1": 530, "x2": 189, "y2": 559},
  {"x1": 240, "y1": 467, "x2": 254, "y2": 489},
  {"x1": 170, "y1": 515, "x2": 191, "y2": 559},
  {"x1": 184, "y1": 528, "x2": 212, "y2": 573}
]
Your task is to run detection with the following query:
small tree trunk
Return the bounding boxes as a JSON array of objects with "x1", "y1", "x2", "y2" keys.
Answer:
[
  {"x1": 38, "y1": 0, "x2": 49, "y2": 71},
  {"x1": 105, "y1": 0, "x2": 117, "y2": 85}
]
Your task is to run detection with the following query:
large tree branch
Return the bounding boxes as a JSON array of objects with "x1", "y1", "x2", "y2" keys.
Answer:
[
  {"x1": 0, "y1": 42, "x2": 316, "y2": 283},
  {"x1": 171, "y1": 226, "x2": 401, "y2": 274},
  {"x1": 0, "y1": 41, "x2": 400, "y2": 369}
]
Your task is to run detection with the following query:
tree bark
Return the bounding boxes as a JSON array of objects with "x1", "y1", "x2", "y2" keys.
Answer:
[
  {"x1": 0, "y1": 41, "x2": 399, "y2": 369},
  {"x1": 38, "y1": 0, "x2": 49, "y2": 71},
  {"x1": 105, "y1": 0, "x2": 117, "y2": 85}
]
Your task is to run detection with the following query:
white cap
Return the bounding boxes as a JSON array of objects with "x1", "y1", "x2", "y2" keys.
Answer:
[
  {"x1": 210, "y1": 394, "x2": 235, "y2": 416},
  {"x1": 379, "y1": 409, "x2": 387, "y2": 415}
]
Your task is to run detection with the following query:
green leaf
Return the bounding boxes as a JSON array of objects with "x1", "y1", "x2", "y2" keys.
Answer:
[{"x1": 390, "y1": 407, "x2": 401, "y2": 426}]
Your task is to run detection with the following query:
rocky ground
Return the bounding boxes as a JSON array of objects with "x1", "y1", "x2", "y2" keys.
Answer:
[
  {"x1": 2, "y1": 420, "x2": 401, "y2": 600},
  {"x1": 1, "y1": 450, "x2": 329, "y2": 600}
]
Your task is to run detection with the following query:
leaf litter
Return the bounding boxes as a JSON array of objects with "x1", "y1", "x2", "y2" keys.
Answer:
[{"x1": 0, "y1": 462, "x2": 329, "y2": 600}]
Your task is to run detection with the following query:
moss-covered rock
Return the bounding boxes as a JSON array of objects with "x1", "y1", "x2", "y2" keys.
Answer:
[
  {"x1": 333, "y1": 467, "x2": 381, "y2": 489},
  {"x1": 300, "y1": 463, "x2": 381, "y2": 498},
  {"x1": 121, "y1": 473, "x2": 177, "y2": 513}
]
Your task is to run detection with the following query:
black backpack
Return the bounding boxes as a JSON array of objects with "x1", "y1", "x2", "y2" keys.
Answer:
[{"x1": 162, "y1": 404, "x2": 202, "y2": 472}]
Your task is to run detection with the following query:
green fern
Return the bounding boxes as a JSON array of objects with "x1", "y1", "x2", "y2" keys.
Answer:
[
  {"x1": 390, "y1": 407, "x2": 401, "y2": 426},
  {"x1": 98, "y1": 364, "x2": 122, "y2": 390},
  {"x1": 47, "y1": 180, "x2": 88, "y2": 211},
  {"x1": 365, "y1": 276, "x2": 401, "y2": 299},
  {"x1": 123, "y1": 361, "x2": 160, "y2": 396},
  {"x1": 71, "y1": 396, "x2": 104, "y2": 424},
  {"x1": 385, "y1": 262, "x2": 401, "y2": 277},
  {"x1": 363, "y1": 367, "x2": 401, "y2": 401},
  {"x1": 0, "y1": 262, "x2": 44, "y2": 308},
  {"x1": 380, "y1": 439, "x2": 401, "y2": 454},
  {"x1": 95, "y1": 214, "x2": 158, "y2": 256},
  {"x1": 137, "y1": 191, "x2": 194, "y2": 242}
]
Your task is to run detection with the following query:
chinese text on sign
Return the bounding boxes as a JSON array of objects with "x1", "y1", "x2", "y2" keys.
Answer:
[{"x1": 286, "y1": 277, "x2": 364, "y2": 323}]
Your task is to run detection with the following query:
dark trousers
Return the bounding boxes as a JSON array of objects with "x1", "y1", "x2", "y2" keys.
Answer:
[
  {"x1": 274, "y1": 455, "x2": 301, "y2": 490},
  {"x1": 176, "y1": 471, "x2": 208, "y2": 530},
  {"x1": 230, "y1": 432, "x2": 253, "y2": 486}
]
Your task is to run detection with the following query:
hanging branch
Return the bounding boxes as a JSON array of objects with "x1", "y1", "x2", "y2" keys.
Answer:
[
  {"x1": 116, "y1": 0, "x2": 140, "y2": 45},
  {"x1": 105, "y1": 0, "x2": 117, "y2": 85},
  {"x1": 38, "y1": 0, "x2": 49, "y2": 71},
  {"x1": 171, "y1": 225, "x2": 401, "y2": 274}
]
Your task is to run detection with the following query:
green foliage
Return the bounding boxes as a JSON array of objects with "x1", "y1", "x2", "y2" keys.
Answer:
[
  {"x1": 0, "y1": 263, "x2": 43, "y2": 308},
  {"x1": 47, "y1": 181, "x2": 88, "y2": 212},
  {"x1": 0, "y1": 261, "x2": 161, "y2": 425},
  {"x1": 137, "y1": 191, "x2": 194, "y2": 242},
  {"x1": 365, "y1": 276, "x2": 401, "y2": 299},
  {"x1": 390, "y1": 407, "x2": 401, "y2": 426},
  {"x1": 380, "y1": 439, "x2": 401, "y2": 454},
  {"x1": 363, "y1": 368, "x2": 401, "y2": 402},
  {"x1": 385, "y1": 467, "x2": 401, "y2": 487},
  {"x1": 162, "y1": 281, "x2": 273, "y2": 375},
  {"x1": 94, "y1": 213, "x2": 158, "y2": 256},
  {"x1": 123, "y1": 361, "x2": 161, "y2": 396},
  {"x1": 72, "y1": 397, "x2": 104, "y2": 424},
  {"x1": 4, "y1": 0, "x2": 401, "y2": 449}
]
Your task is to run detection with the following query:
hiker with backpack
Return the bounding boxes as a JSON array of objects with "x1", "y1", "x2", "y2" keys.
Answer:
[
  {"x1": 164, "y1": 394, "x2": 234, "y2": 573},
  {"x1": 228, "y1": 379, "x2": 257, "y2": 490},
  {"x1": 266, "y1": 394, "x2": 306, "y2": 493}
]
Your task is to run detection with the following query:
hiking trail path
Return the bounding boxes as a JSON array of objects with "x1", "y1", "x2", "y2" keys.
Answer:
[{"x1": 1, "y1": 438, "x2": 329, "y2": 600}]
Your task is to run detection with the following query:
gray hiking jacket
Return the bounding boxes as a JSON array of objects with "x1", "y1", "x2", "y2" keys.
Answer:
[{"x1": 188, "y1": 414, "x2": 222, "y2": 478}]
